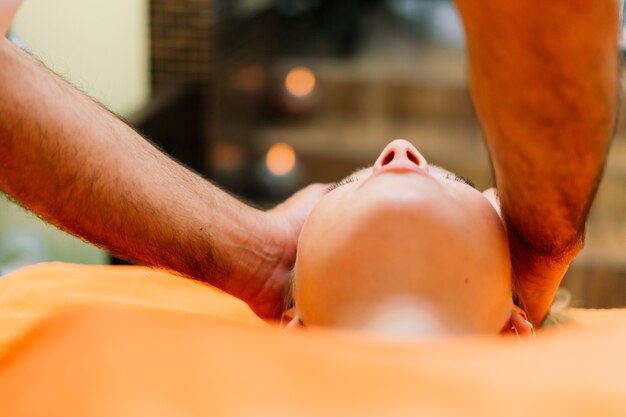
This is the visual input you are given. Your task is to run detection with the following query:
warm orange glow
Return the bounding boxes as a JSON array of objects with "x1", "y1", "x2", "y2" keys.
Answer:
[
  {"x1": 266, "y1": 143, "x2": 297, "y2": 176},
  {"x1": 285, "y1": 67, "x2": 316, "y2": 97}
]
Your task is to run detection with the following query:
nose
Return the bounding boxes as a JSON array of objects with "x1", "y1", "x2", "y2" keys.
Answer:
[{"x1": 373, "y1": 139, "x2": 429, "y2": 173}]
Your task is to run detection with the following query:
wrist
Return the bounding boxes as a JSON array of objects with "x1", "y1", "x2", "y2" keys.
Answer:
[
  {"x1": 214, "y1": 208, "x2": 294, "y2": 317},
  {"x1": 225, "y1": 183, "x2": 328, "y2": 318},
  {"x1": 507, "y1": 224, "x2": 579, "y2": 325}
]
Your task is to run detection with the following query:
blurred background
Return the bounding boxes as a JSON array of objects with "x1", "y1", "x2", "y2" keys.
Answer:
[{"x1": 2, "y1": 0, "x2": 626, "y2": 308}]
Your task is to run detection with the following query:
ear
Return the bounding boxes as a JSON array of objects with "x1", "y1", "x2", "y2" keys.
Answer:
[
  {"x1": 503, "y1": 306, "x2": 536, "y2": 342},
  {"x1": 482, "y1": 187, "x2": 502, "y2": 217},
  {"x1": 1, "y1": 0, "x2": 24, "y2": 37},
  {"x1": 282, "y1": 314, "x2": 303, "y2": 331},
  {"x1": 280, "y1": 307, "x2": 304, "y2": 330}
]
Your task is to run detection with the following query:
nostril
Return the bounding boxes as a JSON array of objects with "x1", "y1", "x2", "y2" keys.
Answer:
[
  {"x1": 406, "y1": 150, "x2": 419, "y2": 165},
  {"x1": 382, "y1": 151, "x2": 395, "y2": 166}
]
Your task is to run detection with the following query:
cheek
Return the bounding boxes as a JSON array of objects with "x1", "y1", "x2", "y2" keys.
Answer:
[{"x1": 294, "y1": 197, "x2": 350, "y2": 325}]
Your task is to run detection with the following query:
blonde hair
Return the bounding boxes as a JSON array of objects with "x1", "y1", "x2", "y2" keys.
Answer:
[{"x1": 282, "y1": 268, "x2": 296, "y2": 313}]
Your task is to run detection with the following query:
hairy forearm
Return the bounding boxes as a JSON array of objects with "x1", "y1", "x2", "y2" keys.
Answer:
[
  {"x1": 456, "y1": 0, "x2": 620, "y2": 258},
  {"x1": 0, "y1": 39, "x2": 283, "y2": 300},
  {"x1": 454, "y1": 0, "x2": 620, "y2": 323}
]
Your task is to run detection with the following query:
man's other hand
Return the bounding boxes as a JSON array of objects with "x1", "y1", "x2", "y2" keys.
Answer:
[{"x1": 248, "y1": 183, "x2": 329, "y2": 319}]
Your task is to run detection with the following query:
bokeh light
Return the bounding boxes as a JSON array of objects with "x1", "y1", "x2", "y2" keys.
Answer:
[
  {"x1": 266, "y1": 143, "x2": 297, "y2": 176},
  {"x1": 284, "y1": 66, "x2": 316, "y2": 97}
]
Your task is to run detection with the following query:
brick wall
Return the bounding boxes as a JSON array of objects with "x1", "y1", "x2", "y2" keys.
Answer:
[
  {"x1": 148, "y1": 0, "x2": 278, "y2": 192},
  {"x1": 149, "y1": 0, "x2": 218, "y2": 166},
  {"x1": 150, "y1": 0, "x2": 216, "y2": 88}
]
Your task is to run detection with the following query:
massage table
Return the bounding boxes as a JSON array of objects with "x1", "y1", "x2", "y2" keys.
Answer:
[{"x1": 1, "y1": 262, "x2": 626, "y2": 416}]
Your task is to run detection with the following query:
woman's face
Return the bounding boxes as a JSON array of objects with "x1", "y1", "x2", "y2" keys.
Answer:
[{"x1": 294, "y1": 139, "x2": 514, "y2": 335}]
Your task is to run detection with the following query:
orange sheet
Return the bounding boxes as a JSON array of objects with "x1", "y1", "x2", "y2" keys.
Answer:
[
  {"x1": 2, "y1": 263, "x2": 626, "y2": 416},
  {"x1": 0, "y1": 262, "x2": 264, "y2": 354},
  {"x1": 3, "y1": 306, "x2": 626, "y2": 416}
]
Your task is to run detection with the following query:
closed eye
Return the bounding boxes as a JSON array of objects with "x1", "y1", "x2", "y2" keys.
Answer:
[
  {"x1": 430, "y1": 164, "x2": 476, "y2": 189},
  {"x1": 327, "y1": 176, "x2": 359, "y2": 192},
  {"x1": 327, "y1": 167, "x2": 371, "y2": 192},
  {"x1": 444, "y1": 173, "x2": 476, "y2": 189}
]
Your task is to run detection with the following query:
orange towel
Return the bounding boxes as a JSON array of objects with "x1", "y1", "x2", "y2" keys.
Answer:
[
  {"x1": 0, "y1": 262, "x2": 264, "y2": 354},
  {"x1": 2, "y1": 305, "x2": 626, "y2": 416},
  {"x1": 2, "y1": 263, "x2": 626, "y2": 416}
]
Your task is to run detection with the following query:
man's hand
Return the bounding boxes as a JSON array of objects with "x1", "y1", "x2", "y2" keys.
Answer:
[
  {"x1": 509, "y1": 236, "x2": 574, "y2": 326},
  {"x1": 244, "y1": 184, "x2": 329, "y2": 319},
  {"x1": 455, "y1": 0, "x2": 620, "y2": 324},
  {"x1": 0, "y1": 39, "x2": 326, "y2": 322},
  {"x1": 483, "y1": 187, "x2": 574, "y2": 323},
  {"x1": 0, "y1": 0, "x2": 22, "y2": 36}
]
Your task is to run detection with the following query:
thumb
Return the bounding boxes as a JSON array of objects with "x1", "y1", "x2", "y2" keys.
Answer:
[
  {"x1": 1, "y1": 0, "x2": 23, "y2": 37},
  {"x1": 271, "y1": 183, "x2": 329, "y2": 228}
]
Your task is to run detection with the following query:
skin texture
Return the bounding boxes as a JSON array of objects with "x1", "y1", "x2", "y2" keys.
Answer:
[
  {"x1": 295, "y1": 139, "x2": 517, "y2": 336},
  {"x1": 0, "y1": 38, "x2": 328, "y2": 319},
  {"x1": 454, "y1": 0, "x2": 621, "y2": 324}
]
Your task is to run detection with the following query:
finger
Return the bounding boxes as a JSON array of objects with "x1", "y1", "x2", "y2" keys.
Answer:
[
  {"x1": 286, "y1": 183, "x2": 329, "y2": 210},
  {"x1": 272, "y1": 183, "x2": 329, "y2": 217},
  {"x1": 0, "y1": 0, "x2": 23, "y2": 37},
  {"x1": 281, "y1": 183, "x2": 330, "y2": 226}
]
